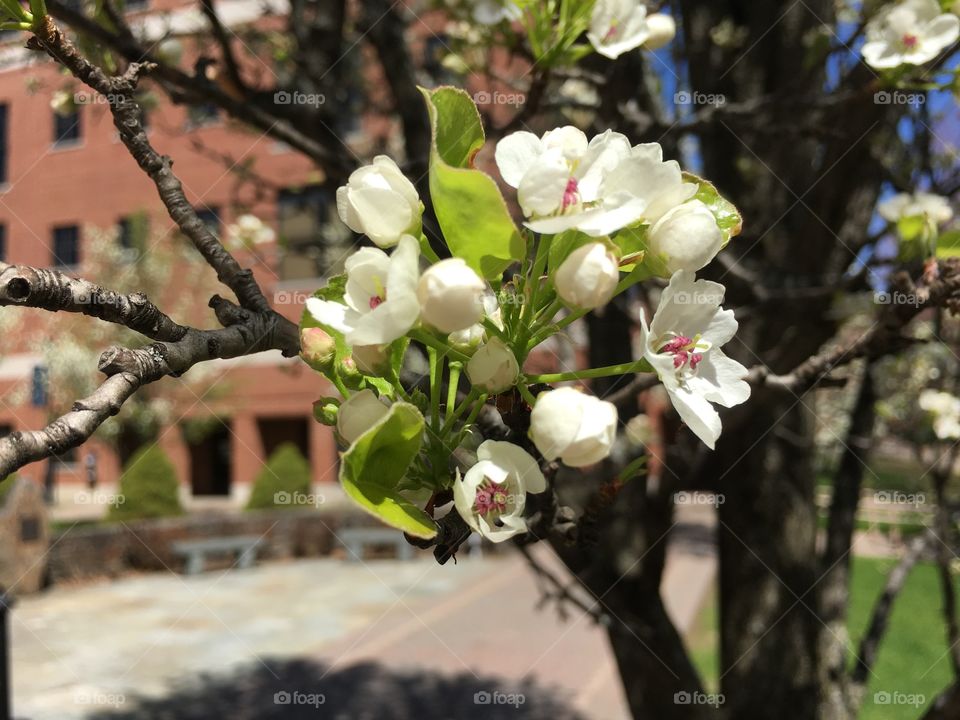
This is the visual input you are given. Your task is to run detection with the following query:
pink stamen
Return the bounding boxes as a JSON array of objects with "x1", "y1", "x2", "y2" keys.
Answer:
[
  {"x1": 661, "y1": 335, "x2": 704, "y2": 372},
  {"x1": 561, "y1": 177, "x2": 580, "y2": 211},
  {"x1": 473, "y1": 479, "x2": 509, "y2": 517},
  {"x1": 369, "y1": 295, "x2": 384, "y2": 309},
  {"x1": 902, "y1": 34, "x2": 918, "y2": 48},
  {"x1": 604, "y1": 24, "x2": 618, "y2": 42}
]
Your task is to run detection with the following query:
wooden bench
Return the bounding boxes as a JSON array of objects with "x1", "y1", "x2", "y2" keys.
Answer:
[
  {"x1": 339, "y1": 527, "x2": 414, "y2": 561},
  {"x1": 171, "y1": 535, "x2": 264, "y2": 575}
]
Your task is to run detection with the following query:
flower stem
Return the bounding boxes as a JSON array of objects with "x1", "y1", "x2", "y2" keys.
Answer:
[
  {"x1": 517, "y1": 382, "x2": 539, "y2": 407},
  {"x1": 445, "y1": 361, "x2": 462, "y2": 424},
  {"x1": 461, "y1": 392, "x2": 489, "y2": 428},
  {"x1": 410, "y1": 328, "x2": 471, "y2": 363},
  {"x1": 441, "y1": 387, "x2": 481, "y2": 435},
  {"x1": 618, "y1": 455, "x2": 648, "y2": 484},
  {"x1": 525, "y1": 359, "x2": 654, "y2": 384},
  {"x1": 428, "y1": 347, "x2": 441, "y2": 432}
]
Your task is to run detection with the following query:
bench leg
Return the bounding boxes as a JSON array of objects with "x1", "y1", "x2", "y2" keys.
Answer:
[
  {"x1": 185, "y1": 553, "x2": 204, "y2": 575},
  {"x1": 236, "y1": 548, "x2": 257, "y2": 569}
]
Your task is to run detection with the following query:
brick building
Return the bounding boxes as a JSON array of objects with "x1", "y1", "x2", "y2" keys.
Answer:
[{"x1": 0, "y1": 0, "x2": 356, "y2": 511}]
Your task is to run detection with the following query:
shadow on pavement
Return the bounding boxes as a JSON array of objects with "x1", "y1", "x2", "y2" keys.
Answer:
[{"x1": 86, "y1": 658, "x2": 587, "y2": 719}]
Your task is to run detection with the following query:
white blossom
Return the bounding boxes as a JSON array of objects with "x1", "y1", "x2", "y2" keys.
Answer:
[
  {"x1": 453, "y1": 440, "x2": 546, "y2": 542},
  {"x1": 471, "y1": 0, "x2": 521, "y2": 25},
  {"x1": 919, "y1": 389, "x2": 960, "y2": 439},
  {"x1": 639, "y1": 270, "x2": 750, "y2": 450},
  {"x1": 878, "y1": 191, "x2": 954, "y2": 226},
  {"x1": 862, "y1": 0, "x2": 959, "y2": 69},
  {"x1": 644, "y1": 13, "x2": 677, "y2": 50},
  {"x1": 417, "y1": 258, "x2": 487, "y2": 333},
  {"x1": 337, "y1": 389, "x2": 390, "y2": 445},
  {"x1": 306, "y1": 234, "x2": 420, "y2": 347},
  {"x1": 466, "y1": 337, "x2": 519, "y2": 393},
  {"x1": 530, "y1": 387, "x2": 618, "y2": 467},
  {"x1": 336, "y1": 156, "x2": 422, "y2": 248},
  {"x1": 588, "y1": 0, "x2": 650, "y2": 59},
  {"x1": 495, "y1": 129, "x2": 695, "y2": 236},
  {"x1": 647, "y1": 200, "x2": 724, "y2": 274},
  {"x1": 228, "y1": 214, "x2": 276, "y2": 248},
  {"x1": 554, "y1": 242, "x2": 620, "y2": 310}
]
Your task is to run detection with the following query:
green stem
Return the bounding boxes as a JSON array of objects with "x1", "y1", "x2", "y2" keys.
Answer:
[
  {"x1": 441, "y1": 387, "x2": 482, "y2": 435},
  {"x1": 445, "y1": 361, "x2": 462, "y2": 424},
  {"x1": 526, "y1": 359, "x2": 654, "y2": 384},
  {"x1": 516, "y1": 236, "x2": 551, "y2": 354},
  {"x1": 527, "y1": 308, "x2": 587, "y2": 351},
  {"x1": 618, "y1": 455, "x2": 648, "y2": 484},
  {"x1": 419, "y1": 234, "x2": 441, "y2": 264},
  {"x1": 410, "y1": 328, "x2": 471, "y2": 362},
  {"x1": 461, "y1": 392, "x2": 489, "y2": 428},
  {"x1": 517, "y1": 382, "x2": 539, "y2": 407},
  {"x1": 428, "y1": 347, "x2": 441, "y2": 432},
  {"x1": 330, "y1": 374, "x2": 351, "y2": 398}
]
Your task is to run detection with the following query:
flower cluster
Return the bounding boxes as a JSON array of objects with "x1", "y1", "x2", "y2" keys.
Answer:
[
  {"x1": 300, "y1": 88, "x2": 750, "y2": 545},
  {"x1": 861, "y1": 0, "x2": 959, "y2": 69},
  {"x1": 919, "y1": 389, "x2": 960, "y2": 439}
]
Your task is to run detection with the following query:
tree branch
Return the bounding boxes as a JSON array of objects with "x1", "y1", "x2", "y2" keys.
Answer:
[{"x1": 0, "y1": 262, "x2": 188, "y2": 342}]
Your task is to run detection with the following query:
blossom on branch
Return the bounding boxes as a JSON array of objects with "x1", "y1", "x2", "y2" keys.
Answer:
[
  {"x1": 453, "y1": 440, "x2": 546, "y2": 542},
  {"x1": 530, "y1": 387, "x2": 618, "y2": 467},
  {"x1": 640, "y1": 271, "x2": 750, "y2": 450},
  {"x1": 337, "y1": 156, "x2": 423, "y2": 248},
  {"x1": 861, "y1": 0, "x2": 959, "y2": 69}
]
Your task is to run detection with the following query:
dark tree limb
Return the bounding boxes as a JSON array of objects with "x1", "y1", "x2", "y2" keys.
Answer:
[{"x1": 0, "y1": 262, "x2": 188, "y2": 342}]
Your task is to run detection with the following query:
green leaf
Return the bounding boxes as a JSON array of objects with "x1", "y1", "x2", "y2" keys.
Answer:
[
  {"x1": 339, "y1": 402, "x2": 437, "y2": 539},
  {"x1": 683, "y1": 172, "x2": 743, "y2": 245},
  {"x1": 936, "y1": 229, "x2": 960, "y2": 258},
  {"x1": 548, "y1": 230, "x2": 594, "y2": 272},
  {"x1": 419, "y1": 86, "x2": 524, "y2": 279}
]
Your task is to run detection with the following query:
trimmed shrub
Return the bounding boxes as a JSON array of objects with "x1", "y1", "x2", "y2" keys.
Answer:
[
  {"x1": 246, "y1": 443, "x2": 313, "y2": 510},
  {"x1": 109, "y1": 445, "x2": 183, "y2": 521}
]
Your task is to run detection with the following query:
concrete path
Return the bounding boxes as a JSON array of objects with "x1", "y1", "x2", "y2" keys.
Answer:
[{"x1": 10, "y1": 524, "x2": 716, "y2": 719}]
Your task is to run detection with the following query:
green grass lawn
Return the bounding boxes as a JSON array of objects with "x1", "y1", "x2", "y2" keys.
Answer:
[{"x1": 687, "y1": 557, "x2": 957, "y2": 718}]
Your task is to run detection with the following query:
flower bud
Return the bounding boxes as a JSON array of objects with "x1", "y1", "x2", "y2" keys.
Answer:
[
  {"x1": 336, "y1": 389, "x2": 390, "y2": 445},
  {"x1": 336, "y1": 156, "x2": 421, "y2": 248},
  {"x1": 644, "y1": 14, "x2": 676, "y2": 50},
  {"x1": 530, "y1": 387, "x2": 618, "y2": 467},
  {"x1": 467, "y1": 338, "x2": 519, "y2": 393},
  {"x1": 352, "y1": 344, "x2": 389, "y2": 375},
  {"x1": 647, "y1": 200, "x2": 723, "y2": 274},
  {"x1": 554, "y1": 242, "x2": 620, "y2": 310},
  {"x1": 300, "y1": 327, "x2": 336, "y2": 371},
  {"x1": 312, "y1": 397, "x2": 340, "y2": 426},
  {"x1": 416, "y1": 258, "x2": 487, "y2": 333}
]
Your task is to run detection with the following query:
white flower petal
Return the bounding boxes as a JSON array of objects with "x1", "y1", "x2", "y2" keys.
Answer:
[{"x1": 495, "y1": 131, "x2": 543, "y2": 187}]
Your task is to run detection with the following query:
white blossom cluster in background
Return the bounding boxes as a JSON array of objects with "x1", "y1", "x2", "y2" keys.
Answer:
[
  {"x1": 861, "y1": 0, "x2": 959, "y2": 69},
  {"x1": 299, "y1": 81, "x2": 751, "y2": 545}
]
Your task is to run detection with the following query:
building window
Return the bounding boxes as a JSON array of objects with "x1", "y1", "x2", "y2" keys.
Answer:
[
  {"x1": 277, "y1": 185, "x2": 351, "y2": 280},
  {"x1": 53, "y1": 108, "x2": 81, "y2": 146},
  {"x1": 117, "y1": 213, "x2": 149, "y2": 259},
  {"x1": 0, "y1": 104, "x2": 8, "y2": 185},
  {"x1": 195, "y1": 206, "x2": 221, "y2": 235},
  {"x1": 187, "y1": 102, "x2": 219, "y2": 128},
  {"x1": 0, "y1": 224, "x2": 6, "y2": 262},
  {"x1": 52, "y1": 225, "x2": 80, "y2": 268}
]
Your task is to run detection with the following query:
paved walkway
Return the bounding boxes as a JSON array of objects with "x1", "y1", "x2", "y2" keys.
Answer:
[{"x1": 11, "y1": 528, "x2": 716, "y2": 719}]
